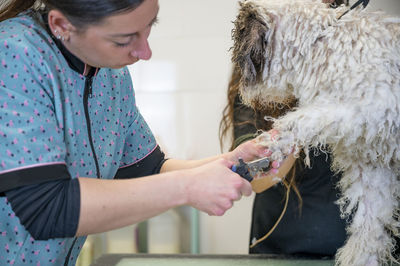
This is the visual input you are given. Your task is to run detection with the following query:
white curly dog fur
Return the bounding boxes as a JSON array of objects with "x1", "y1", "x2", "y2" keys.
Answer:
[{"x1": 231, "y1": 0, "x2": 400, "y2": 265}]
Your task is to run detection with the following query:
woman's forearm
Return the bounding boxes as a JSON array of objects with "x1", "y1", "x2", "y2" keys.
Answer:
[
  {"x1": 76, "y1": 172, "x2": 187, "y2": 236},
  {"x1": 159, "y1": 154, "x2": 231, "y2": 172},
  {"x1": 160, "y1": 139, "x2": 268, "y2": 173},
  {"x1": 76, "y1": 139, "x2": 266, "y2": 236}
]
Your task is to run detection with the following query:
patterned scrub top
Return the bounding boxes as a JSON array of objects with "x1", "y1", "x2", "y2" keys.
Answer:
[{"x1": 0, "y1": 11, "x2": 157, "y2": 265}]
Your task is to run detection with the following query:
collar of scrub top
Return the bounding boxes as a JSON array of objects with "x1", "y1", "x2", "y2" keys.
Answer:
[
  {"x1": 41, "y1": 11, "x2": 99, "y2": 77},
  {"x1": 337, "y1": 0, "x2": 369, "y2": 19}
]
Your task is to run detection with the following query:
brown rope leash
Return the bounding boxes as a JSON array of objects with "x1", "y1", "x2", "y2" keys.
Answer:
[{"x1": 250, "y1": 179, "x2": 292, "y2": 248}]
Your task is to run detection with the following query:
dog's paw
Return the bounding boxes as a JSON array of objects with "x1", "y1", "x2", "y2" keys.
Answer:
[{"x1": 255, "y1": 130, "x2": 295, "y2": 162}]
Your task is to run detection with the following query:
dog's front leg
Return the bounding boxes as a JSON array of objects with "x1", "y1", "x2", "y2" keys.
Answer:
[{"x1": 255, "y1": 101, "x2": 356, "y2": 164}]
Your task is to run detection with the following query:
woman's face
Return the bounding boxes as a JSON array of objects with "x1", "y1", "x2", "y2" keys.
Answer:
[{"x1": 63, "y1": 0, "x2": 159, "y2": 69}]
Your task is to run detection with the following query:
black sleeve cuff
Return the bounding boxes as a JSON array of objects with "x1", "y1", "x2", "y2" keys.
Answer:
[
  {"x1": 115, "y1": 146, "x2": 167, "y2": 179},
  {"x1": 0, "y1": 164, "x2": 71, "y2": 193},
  {"x1": 5, "y1": 178, "x2": 80, "y2": 240}
]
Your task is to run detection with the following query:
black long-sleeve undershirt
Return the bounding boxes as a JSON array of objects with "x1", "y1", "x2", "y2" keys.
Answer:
[{"x1": 4, "y1": 146, "x2": 166, "y2": 240}]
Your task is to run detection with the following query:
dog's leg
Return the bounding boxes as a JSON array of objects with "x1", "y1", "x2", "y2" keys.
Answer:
[
  {"x1": 255, "y1": 102, "x2": 360, "y2": 164},
  {"x1": 335, "y1": 165, "x2": 399, "y2": 266},
  {"x1": 254, "y1": 102, "x2": 400, "y2": 266}
]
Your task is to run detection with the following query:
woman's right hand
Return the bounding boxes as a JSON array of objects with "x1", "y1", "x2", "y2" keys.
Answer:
[{"x1": 182, "y1": 158, "x2": 252, "y2": 216}]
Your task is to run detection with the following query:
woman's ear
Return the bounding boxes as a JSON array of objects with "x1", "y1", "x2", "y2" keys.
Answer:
[
  {"x1": 231, "y1": 1, "x2": 275, "y2": 87},
  {"x1": 47, "y1": 9, "x2": 75, "y2": 41}
]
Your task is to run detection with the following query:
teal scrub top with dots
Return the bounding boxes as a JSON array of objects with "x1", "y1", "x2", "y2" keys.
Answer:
[{"x1": 0, "y1": 11, "x2": 157, "y2": 265}]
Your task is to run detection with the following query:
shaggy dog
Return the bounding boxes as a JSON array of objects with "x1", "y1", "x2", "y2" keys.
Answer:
[{"x1": 231, "y1": 0, "x2": 400, "y2": 265}]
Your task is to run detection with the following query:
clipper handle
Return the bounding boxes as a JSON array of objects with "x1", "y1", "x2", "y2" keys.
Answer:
[{"x1": 231, "y1": 159, "x2": 253, "y2": 182}]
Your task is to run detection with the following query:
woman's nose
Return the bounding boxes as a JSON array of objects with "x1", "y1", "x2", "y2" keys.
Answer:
[{"x1": 131, "y1": 39, "x2": 152, "y2": 60}]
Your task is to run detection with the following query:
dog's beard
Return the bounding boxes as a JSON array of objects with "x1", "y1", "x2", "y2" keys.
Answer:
[{"x1": 240, "y1": 82, "x2": 297, "y2": 111}]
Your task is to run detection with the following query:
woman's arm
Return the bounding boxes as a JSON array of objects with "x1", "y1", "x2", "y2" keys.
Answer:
[
  {"x1": 77, "y1": 139, "x2": 268, "y2": 236},
  {"x1": 160, "y1": 139, "x2": 268, "y2": 172},
  {"x1": 77, "y1": 158, "x2": 248, "y2": 235},
  {"x1": 5, "y1": 140, "x2": 267, "y2": 239}
]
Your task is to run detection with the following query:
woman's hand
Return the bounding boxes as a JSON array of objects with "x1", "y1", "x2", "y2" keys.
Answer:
[
  {"x1": 182, "y1": 158, "x2": 252, "y2": 216},
  {"x1": 226, "y1": 138, "x2": 270, "y2": 164},
  {"x1": 226, "y1": 129, "x2": 283, "y2": 169}
]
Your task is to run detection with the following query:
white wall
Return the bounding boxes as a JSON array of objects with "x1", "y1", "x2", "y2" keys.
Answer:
[
  {"x1": 369, "y1": 0, "x2": 400, "y2": 15},
  {"x1": 129, "y1": 0, "x2": 249, "y2": 254},
  {"x1": 128, "y1": 0, "x2": 400, "y2": 255}
]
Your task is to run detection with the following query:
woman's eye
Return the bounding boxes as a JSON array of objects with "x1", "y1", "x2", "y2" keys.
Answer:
[{"x1": 114, "y1": 41, "x2": 130, "y2": 48}]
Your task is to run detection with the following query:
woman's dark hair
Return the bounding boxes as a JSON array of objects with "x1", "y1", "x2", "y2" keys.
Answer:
[
  {"x1": 219, "y1": 65, "x2": 297, "y2": 151},
  {"x1": 0, "y1": 0, "x2": 145, "y2": 28},
  {"x1": 219, "y1": 65, "x2": 304, "y2": 225}
]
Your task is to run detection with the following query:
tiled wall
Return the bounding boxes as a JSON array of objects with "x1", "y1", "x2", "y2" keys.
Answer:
[{"x1": 129, "y1": 0, "x2": 251, "y2": 254}]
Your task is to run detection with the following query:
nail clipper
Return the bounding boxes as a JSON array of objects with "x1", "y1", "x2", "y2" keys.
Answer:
[{"x1": 231, "y1": 157, "x2": 271, "y2": 182}]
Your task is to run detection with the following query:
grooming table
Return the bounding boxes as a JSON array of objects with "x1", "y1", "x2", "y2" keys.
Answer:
[{"x1": 91, "y1": 253, "x2": 334, "y2": 266}]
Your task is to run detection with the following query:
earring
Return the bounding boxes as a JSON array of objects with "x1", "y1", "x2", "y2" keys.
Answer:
[{"x1": 54, "y1": 30, "x2": 61, "y2": 40}]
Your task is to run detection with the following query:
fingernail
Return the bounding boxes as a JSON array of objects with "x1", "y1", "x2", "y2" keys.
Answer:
[
  {"x1": 272, "y1": 161, "x2": 280, "y2": 168},
  {"x1": 269, "y1": 130, "x2": 279, "y2": 140},
  {"x1": 263, "y1": 149, "x2": 272, "y2": 156},
  {"x1": 270, "y1": 168, "x2": 279, "y2": 174}
]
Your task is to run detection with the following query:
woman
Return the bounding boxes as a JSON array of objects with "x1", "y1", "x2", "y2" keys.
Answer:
[
  {"x1": 221, "y1": 0, "x2": 400, "y2": 260},
  {"x1": 219, "y1": 63, "x2": 347, "y2": 257},
  {"x1": 0, "y1": 0, "x2": 268, "y2": 264}
]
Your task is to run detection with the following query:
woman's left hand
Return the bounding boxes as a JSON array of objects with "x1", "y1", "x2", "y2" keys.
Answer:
[{"x1": 226, "y1": 138, "x2": 270, "y2": 164}]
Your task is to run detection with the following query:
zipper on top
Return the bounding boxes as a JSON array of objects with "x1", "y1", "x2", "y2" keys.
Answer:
[
  {"x1": 64, "y1": 74, "x2": 100, "y2": 265},
  {"x1": 83, "y1": 75, "x2": 101, "y2": 179}
]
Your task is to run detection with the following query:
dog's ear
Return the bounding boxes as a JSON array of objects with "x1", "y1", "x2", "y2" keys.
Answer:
[{"x1": 232, "y1": 1, "x2": 275, "y2": 87}]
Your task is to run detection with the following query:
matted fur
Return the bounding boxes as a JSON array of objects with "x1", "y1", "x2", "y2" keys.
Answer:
[{"x1": 232, "y1": 0, "x2": 400, "y2": 265}]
